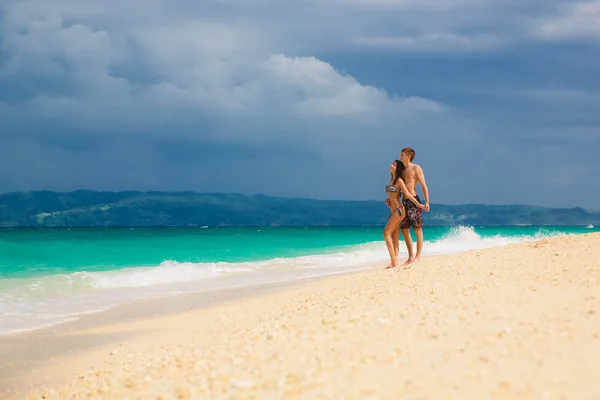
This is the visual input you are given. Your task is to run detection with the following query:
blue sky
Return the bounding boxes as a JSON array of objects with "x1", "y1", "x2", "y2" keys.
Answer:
[{"x1": 0, "y1": 0, "x2": 599, "y2": 208}]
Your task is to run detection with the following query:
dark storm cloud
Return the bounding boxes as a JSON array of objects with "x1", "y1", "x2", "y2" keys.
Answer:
[{"x1": 0, "y1": 0, "x2": 599, "y2": 208}]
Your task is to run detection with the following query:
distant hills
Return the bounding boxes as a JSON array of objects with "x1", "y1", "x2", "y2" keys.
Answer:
[{"x1": 0, "y1": 190, "x2": 598, "y2": 227}]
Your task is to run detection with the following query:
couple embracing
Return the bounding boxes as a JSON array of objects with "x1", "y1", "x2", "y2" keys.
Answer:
[{"x1": 383, "y1": 147, "x2": 430, "y2": 269}]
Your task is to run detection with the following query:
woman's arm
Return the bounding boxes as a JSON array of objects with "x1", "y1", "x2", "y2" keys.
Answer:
[{"x1": 396, "y1": 179, "x2": 425, "y2": 208}]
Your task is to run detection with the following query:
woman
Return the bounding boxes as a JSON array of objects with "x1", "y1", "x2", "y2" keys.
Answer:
[{"x1": 383, "y1": 160, "x2": 425, "y2": 269}]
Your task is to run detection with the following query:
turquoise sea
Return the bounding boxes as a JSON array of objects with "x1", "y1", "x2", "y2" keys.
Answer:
[{"x1": 1, "y1": 225, "x2": 598, "y2": 334}]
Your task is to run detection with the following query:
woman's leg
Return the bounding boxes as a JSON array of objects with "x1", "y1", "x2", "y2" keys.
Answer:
[
  {"x1": 392, "y1": 225, "x2": 400, "y2": 263},
  {"x1": 391, "y1": 207, "x2": 405, "y2": 264},
  {"x1": 383, "y1": 214, "x2": 401, "y2": 269}
]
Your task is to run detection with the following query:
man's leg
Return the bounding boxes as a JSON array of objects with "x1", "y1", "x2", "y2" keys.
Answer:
[
  {"x1": 401, "y1": 228, "x2": 414, "y2": 266},
  {"x1": 414, "y1": 227, "x2": 424, "y2": 262},
  {"x1": 413, "y1": 204, "x2": 425, "y2": 262}
]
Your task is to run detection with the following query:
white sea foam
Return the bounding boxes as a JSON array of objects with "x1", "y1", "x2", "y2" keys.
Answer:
[
  {"x1": 424, "y1": 225, "x2": 565, "y2": 255},
  {"x1": 0, "y1": 226, "x2": 573, "y2": 334}
]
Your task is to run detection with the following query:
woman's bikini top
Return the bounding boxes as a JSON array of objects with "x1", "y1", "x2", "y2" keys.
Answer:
[{"x1": 385, "y1": 184, "x2": 399, "y2": 193}]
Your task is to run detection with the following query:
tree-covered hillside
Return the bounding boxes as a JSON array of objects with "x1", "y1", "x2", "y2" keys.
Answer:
[{"x1": 0, "y1": 191, "x2": 597, "y2": 227}]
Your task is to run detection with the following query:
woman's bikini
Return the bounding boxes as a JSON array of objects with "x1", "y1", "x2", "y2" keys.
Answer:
[{"x1": 385, "y1": 184, "x2": 403, "y2": 218}]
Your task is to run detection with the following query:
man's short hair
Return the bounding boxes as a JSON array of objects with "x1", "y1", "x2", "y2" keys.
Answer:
[{"x1": 401, "y1": 147, "x2": 415, "y2": 162}]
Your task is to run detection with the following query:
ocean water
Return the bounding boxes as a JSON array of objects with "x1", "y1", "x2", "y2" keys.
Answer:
[{"x1": 0, "y1": 225, "x2": 597, "y2": 334}]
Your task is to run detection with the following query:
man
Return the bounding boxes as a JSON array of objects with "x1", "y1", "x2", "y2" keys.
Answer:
[{"x1": 399, "y1": 147, "x2": 430, "y2": 266}]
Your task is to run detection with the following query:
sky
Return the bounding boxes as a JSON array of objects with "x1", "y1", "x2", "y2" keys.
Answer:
[{"x1": 0, "y1": 0, "x2": 599, "y2": 209}]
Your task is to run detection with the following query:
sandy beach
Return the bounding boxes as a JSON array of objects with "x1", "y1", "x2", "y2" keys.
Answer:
[{"x1": 2, "y1": 232, "x2": 600, "y2": 399}]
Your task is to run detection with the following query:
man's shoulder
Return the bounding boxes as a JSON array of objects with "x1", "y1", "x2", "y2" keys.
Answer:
[
  {"x1": 406, "y1": 163, "x2": 422, "y2": 172},
  {"x1": 410, "y1": 163, "x2": 423, "y2": 172}
]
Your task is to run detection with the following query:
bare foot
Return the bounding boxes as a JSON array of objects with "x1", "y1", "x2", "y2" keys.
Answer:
[
  {"x1": 402, "y1": 257, "x2": 414, "y2": 266},
  {"x1": 385, "y1": 263, "x2": 398, "y2": 269},
  {"x1": 414, "y1": 256, "x2": 421, "y2": 263}
]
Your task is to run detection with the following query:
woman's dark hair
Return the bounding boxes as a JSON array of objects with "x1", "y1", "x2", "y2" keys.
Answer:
[{"x1": 390, "y1": 159, "x2": 405, "y2": 184}]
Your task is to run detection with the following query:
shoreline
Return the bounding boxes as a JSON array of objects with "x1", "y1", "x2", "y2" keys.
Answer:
[
  {"x1": 2, "y1": 232, "x2": 600, "y2": 399},
  {"x1": 2, "y1": 225, "x2": 596, "y2": 337},
  {"x1": 0, "y1": 266, "x2": 375, "y2": 396},
  {"x1": 0, "y1": 264, "x2": 375, "y2": 336}
]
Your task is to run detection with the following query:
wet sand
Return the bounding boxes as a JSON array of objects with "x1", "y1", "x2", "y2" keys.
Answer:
[{"x1": 2, "y1": 233, "x2": 600, "y2": 399}]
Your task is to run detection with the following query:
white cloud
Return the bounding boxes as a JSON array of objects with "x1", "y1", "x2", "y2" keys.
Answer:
[
  {"x1": 262, "y1": 55, "x2": 442, "y2": 116},
  {"x1": 0, "y1": 0, "x2": 447, "y2": 148},
  {"x1": 534, "y1": 0, "x2": 600, "y2": 40},
  {"x1": 312, "y1": 0, "x2": 484, "y2": 10},
  {"x1": 1, "y1": 14, "x2": 114, "y2": 77},
  {"x1": 317, "y1": 0, "x2": 534, "y2": 52},
  {"x1": 354, "y1": 33, "x2": 503, "y2": 52}
]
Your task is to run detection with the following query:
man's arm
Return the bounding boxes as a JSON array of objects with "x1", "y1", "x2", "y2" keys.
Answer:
[
  {"x1": 397, "y1": 179, "x2": 425, "y2": 208},
  {"x1": 417, "y1": 166, "x2": 430, "y2": 211}
]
